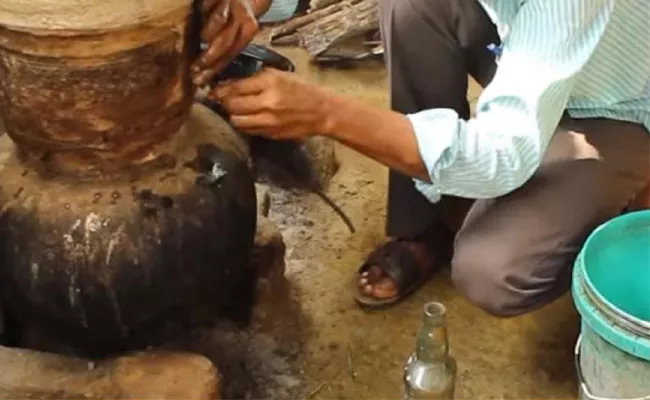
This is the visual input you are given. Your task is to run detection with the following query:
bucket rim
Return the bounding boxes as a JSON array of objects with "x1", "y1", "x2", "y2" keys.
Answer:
[
  {"x1": 580, "y1": 210, "x2": 650, "y2": 329},
  {"x1": 572, "y1": 211, "x2": 650, "y2": 361}
]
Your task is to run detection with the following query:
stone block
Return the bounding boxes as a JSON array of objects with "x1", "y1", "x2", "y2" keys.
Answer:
[
  {"x1": 256, "y1": 184, "x2": 271, "y2": 218},
  {"x1": 0, "y1": 346, "x2": 221, "y2": 399},
  {"x1": 301, "y1": 136, "x2": 339, "y2": 190},
  {"x1": 251, "y1": 136, "x2": 339, "y2": 191},
  {"x1": 252, "y1": 216, "x2": 286, "y2": 284}
]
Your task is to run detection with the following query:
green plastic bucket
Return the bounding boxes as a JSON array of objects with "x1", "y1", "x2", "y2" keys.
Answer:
[{"x1": 572, "y1": 210, "x2": 650, "y2": 400}]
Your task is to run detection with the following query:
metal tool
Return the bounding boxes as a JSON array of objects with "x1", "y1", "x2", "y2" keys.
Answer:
[{"x1": 190, "y1": 0, "x2": 296, "y2": 77}]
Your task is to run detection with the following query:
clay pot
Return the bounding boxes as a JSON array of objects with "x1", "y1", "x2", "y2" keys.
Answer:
[
  {"x1": 0, "y1": 0, "x2": 202, "y2": 176},
  {"x1": 0, "y1": 1, "x2": 258, "y2": 355}
]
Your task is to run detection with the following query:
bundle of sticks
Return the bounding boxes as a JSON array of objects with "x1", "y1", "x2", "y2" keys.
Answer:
[{"x1": 266, "y1": 0, "x2": 379, "y2": 57}]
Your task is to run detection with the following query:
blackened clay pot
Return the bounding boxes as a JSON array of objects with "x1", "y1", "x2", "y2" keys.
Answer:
[{"x1": 0, "y1": 0, "x2": 258, "y2": 356}]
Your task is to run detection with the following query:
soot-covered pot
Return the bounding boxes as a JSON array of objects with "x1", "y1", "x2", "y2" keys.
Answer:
[{"x1": 0, "y1": 0, "x2": 257, "y2": 356}]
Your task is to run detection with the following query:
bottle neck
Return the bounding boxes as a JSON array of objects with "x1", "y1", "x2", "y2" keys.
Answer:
[{"x1": 414, "y1": 303, "x2": 450, "y2": 362}]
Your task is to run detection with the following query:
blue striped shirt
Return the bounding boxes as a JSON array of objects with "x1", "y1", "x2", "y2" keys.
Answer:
[
  {"x1": 259, "y1": 0, "x2": 299, "y2": 22},
  {"x1": 410, "y1": 0, "x2": 650, "y2": 202}
]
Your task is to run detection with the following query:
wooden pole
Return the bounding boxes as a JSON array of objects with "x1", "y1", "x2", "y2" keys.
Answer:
[{"x1": 298, "y1": 0, "x2": 378, "y2": 56}]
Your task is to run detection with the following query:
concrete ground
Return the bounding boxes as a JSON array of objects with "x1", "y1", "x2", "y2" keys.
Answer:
[{"x1": 249, "y1": 47, "x2": 582, "y2": 399}]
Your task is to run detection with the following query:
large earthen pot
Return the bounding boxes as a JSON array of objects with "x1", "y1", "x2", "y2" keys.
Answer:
[{"x1": 0, "y1": 0, "x2": 258, "y2": 356}]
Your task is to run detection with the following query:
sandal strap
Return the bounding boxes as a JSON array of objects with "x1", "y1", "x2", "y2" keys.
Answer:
[{"x1": 359, "y1": 241, "x2": 424, "y2": 296}]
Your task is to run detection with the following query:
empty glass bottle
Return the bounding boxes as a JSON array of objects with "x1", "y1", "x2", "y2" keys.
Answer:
[{"x1": 403, "y1": 302, "x2": 457, "y2": 399}]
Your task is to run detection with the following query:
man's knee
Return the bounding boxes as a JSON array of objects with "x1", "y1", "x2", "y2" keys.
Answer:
[{"x1": 451, "y1": 236, "x2": 537, "y2": 318}]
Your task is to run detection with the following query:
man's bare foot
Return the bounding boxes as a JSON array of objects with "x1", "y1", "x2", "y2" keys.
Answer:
[
  {"x1": 357, "y1": 239, "x2": 435, "y2": 299},
  {"x1": 354, "y1": 225, "x2": 453, "y2": 309}
]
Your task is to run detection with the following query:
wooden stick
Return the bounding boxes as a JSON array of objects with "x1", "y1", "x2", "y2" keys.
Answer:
[
  {"x1": 269, "y1": 2, "x2": 345, "y2": 39},
  {"x1": 271, "y1": 33, "x2": 301, "y2": 46},
  {"x1": 298, "y1": 0, "x2": 379, "y2": 56},
  {"x1": 309, "y1": 0, "x2": 362, "y2": 12},
  {"x1": 308, "y1": 0, "x2": 343, "y2": 11}
]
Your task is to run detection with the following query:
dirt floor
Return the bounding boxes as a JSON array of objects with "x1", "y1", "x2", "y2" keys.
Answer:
[{"x1": 201, "y1": 47, "x2": 582, "y2": 399}]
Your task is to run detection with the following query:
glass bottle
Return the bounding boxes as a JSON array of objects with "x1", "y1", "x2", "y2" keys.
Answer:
[{"x1": 403, "y1": 302, "x2": 457, "y2": 399}]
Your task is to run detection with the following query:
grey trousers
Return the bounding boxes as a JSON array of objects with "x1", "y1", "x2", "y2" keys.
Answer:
[{"x1": 380, "y1": 0, "x2": 650, "y2": 316}]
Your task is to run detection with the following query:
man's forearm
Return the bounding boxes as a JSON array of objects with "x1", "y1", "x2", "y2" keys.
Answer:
[{"x1": 321, "y1": 93, "x2": 429, "y2": 181}]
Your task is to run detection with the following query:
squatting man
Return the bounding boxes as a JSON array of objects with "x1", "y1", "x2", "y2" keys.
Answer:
[{"x1": 196, "y1": 0, "x2": 650, "y2": 316}]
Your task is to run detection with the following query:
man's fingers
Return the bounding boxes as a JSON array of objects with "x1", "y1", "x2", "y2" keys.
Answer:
[
  {"x1": 206, "y1": 19, "x2": 258, "y2": 77},
  {"x1": 192, "y1": 0, "x2": 262, "y2": 85},
  {"x1": 203, "y1": 3, "x2": 258, "y2": 74},
  {"x1": 219, "y1": 94, "x2": 266, "y2": 115},
  {"x1": 193, "y1": 23, "x2": 240, "y2": 84},
  {"x1": 234, "y1": 0, "x2": 256, "y2": 18},
  {"x1": 198, "y1": 22, "x2": 240, "y2": 68},
  {"x1": 236, "y1": 12, "x2": 258, "y2": 45},
  {"x1": 212, "y1": 72, "x2": 270, "y2": 98},
  {"x1": 230, "y1": 113, "x2": 279, "y2": 130},
  {"x1": 201, "y1": 0, "x2": 219, "y2": 13},
  {"x1": 194, "y1": 66, "x2": 219, "y2": 86},
  {"x1": 194, "y1": 45, "x2": 240, "y2": 85},
  {"x1": 201, "y1": 0, "x2": 230, "y2": 42}
]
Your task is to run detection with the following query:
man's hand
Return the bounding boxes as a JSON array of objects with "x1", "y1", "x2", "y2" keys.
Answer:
[
  {"x1": 192, "y1": 0, "x2": 272, "y2": 86},
  {"x1": 214, "y1": 67, "x2": 429, "y2": 180},
  {"x1": 212, "y1": 68, "x2": 332, "y2": 140}
]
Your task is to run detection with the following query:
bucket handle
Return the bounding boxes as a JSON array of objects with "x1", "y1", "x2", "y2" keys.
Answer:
[{"x1": 575, "y1": 335, "x2": 650, "y2": 400}]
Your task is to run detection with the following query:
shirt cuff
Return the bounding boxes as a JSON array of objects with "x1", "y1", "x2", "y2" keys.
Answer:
[
  {"x1": 406, "y1": 108, "x2": 460, "y2": 203},
  {"x1": 258, "y1": 0, "x2": 299, "y2": 22},
  {"x1": 413, "y1": 179, "x2": 442, "y2": 203}
]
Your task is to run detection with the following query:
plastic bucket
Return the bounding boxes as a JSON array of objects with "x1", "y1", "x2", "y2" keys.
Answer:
[{"x1": 572, "y1": 210, "x2": 650, "y2": 400}]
